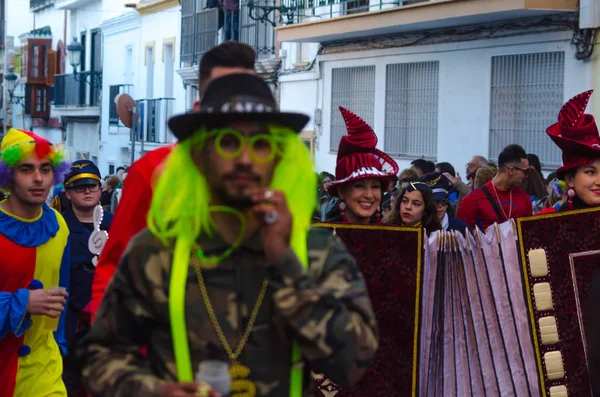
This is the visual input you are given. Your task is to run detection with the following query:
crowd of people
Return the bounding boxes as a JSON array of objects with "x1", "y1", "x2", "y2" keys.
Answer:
[
  {"x1": 315, "y1": 94, "x2": 599, "y2": 233},
  {"x1": 0, "y1": 39, "x2": 599, "y2": 397}
]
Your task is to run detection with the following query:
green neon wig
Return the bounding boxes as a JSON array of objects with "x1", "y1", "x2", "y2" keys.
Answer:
[{"x1": 147, "y1": 124, "x2": 316, "y2": 394}]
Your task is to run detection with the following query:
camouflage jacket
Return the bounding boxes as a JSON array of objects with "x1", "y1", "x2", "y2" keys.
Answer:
[{"x1": 78, "y1": 227, "x2": 378, "y2": 397}]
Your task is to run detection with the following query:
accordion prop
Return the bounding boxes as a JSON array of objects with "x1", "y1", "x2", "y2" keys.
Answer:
[{"x1": 314, "y1": 208, "x2": 600, "y2": 397}]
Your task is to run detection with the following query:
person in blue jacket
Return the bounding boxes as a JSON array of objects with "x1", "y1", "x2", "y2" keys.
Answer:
[
  {"x1": 61, "y1": 160, "x2": 113, "y2": 396},
  {"x1": 423, "y1": 173, "x2": 473, "y2": 236}
]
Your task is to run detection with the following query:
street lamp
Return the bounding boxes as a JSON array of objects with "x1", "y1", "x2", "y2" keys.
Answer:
[
  {"x1": 67, "y1": 37, "x2": 83, "y2": 72},
  {"x1": 67, "y1": 37, "x2": 101, "y2": 87},
  {"x1": 4, "y1": 70, "x2": 25, "y2": 106}
]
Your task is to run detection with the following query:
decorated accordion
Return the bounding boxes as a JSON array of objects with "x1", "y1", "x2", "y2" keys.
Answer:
[{"x1": 314, "y1": 208, "x2": 599, "y2": 397}]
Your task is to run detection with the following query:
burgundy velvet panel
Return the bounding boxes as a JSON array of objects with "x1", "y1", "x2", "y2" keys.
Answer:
[
  {"x1": 518, "y1": 208, "x2": 600, "y2": 397},
  {"x1": 313, "y1": 225, "x2": 423, "y2": 397}
]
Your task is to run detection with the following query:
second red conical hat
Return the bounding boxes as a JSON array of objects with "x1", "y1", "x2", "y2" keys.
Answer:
[{"x1": 327, "y1": 107, "x2": 399, "y2": 196}]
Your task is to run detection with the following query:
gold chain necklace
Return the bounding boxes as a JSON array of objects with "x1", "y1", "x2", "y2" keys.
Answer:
[
  {"x1": 491, "y1": 182, "x2": 512, "y2": 220},
  {"x1": 193, "y1": 260, "x2": 268, "y2": 361}
]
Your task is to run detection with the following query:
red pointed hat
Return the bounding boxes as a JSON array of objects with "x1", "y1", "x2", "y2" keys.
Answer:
[
  {"x1": 327, "y1": 106, "x2": 399, "y2": 196},
  {"x1": 547, "y1": 90, "x2": 600, "y2": 178}
]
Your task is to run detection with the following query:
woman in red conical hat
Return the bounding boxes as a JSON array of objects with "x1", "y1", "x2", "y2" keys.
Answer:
[
  {"x1": 539, "y1": 90, "x2": 600, "y2": 214},
  {"x1": 325, "y1": 106, "x2": 399, "y2": 224}
]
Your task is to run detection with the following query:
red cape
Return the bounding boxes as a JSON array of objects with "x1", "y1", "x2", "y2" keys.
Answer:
[{"x1": 90, "y1": 146, "x2": 173, "y2": 321}]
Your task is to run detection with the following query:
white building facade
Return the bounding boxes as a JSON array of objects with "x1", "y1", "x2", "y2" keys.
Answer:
[
  {"x1": 7, "y1": 0, "x2": 132, "y2": 166},
  {"x1": 99, "y1": 0, "x2": 186, "y2": 175},
  {"x1": 276, "y1": 0, "x2": 591, "y2": 174}
]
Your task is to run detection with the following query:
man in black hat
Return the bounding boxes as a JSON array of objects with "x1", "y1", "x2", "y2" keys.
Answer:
[
  {"x1": 61, "y1": 160, "x2": 113, "y2": 397},
  {"x1": 79, "y1": 74, "x2": 378, "y2": 397},
  {"x1": 89, "y1": 41, "x2": 258, "y2": 322}
]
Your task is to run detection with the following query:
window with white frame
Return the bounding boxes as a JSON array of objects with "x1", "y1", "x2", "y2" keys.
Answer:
[
  {"x1": 384, "y1": 61, "x2": 439, "y2": 158},
  {"x1": 330, "y1": 66, "x2": 376, "y2": 151},
  {"x1": 489, "y1": 52, "x2": 564, "y2": 166}
]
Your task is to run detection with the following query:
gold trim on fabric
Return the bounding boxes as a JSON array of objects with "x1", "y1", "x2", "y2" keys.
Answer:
[
  {"x1": 568, "y1": 250, "x2": 600, "y2": 373},
  {"x1": 313, "y1": 222, "x2": 421, "y2": 397},
  {"x1": 533, "y1": 282, "x2": 553, "y2": 311},
  {"x1": 539, "y1": 316, "x2": 559, "y2": 345},
  {"x1": 520, "y1": 206, "x2": 600, "y2": 222},
  {"x1": 517, "y1": 218, "x2": 547, "y2": 396},
  {"x1": 549, "y1": 385, "x2": 568, "y2": 397},
  {"x1": 529, "y1": 249, "x2": 549, "y2": 277},
  {"x1": 544, "y1": 351, "x2": 565, "y2": 380}
]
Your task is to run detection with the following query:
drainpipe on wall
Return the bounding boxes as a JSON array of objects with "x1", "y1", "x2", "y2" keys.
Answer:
[{"x1": 64, "y1": 11, "x2": 67, "y2": 47}]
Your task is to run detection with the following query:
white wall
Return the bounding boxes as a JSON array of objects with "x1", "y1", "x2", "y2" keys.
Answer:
[
  {"x1": 98, "y1": 6, "x2": 186, "y2": 175},
  {"x1": 279, "y1": 31, "x2": 592, "y2": 175},
  {"x1": 68, "y1": 122, "x2": 99, "y2": 159},
  {"x1": 138, "y1": 6, "x2": 185, "y2": 115},
  {"x1": 99, "y1": 12, "x2": 141, "y2": 174},
  {"x1": 31, "y1": 7, "x2": 70, "y2": 48}
]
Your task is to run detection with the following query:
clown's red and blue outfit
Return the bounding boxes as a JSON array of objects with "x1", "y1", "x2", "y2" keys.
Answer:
[{"x1": 0, "y1": 203, "x2": 70, "y2": 396}]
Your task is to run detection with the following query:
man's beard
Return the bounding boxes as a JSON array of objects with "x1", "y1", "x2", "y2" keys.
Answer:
[{"x1": 212, "y1": 185, "x2": 254, "y2": 209}]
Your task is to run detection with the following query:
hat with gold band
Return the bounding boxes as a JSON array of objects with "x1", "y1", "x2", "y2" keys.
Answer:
[{"x1": 64, "y1": 160, "x2": 101, "y2": 188}]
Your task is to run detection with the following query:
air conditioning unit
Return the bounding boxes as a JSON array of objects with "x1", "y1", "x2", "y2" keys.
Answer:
[{"x1": 579, "y1": 0, "x2": 600, "y2": 29}]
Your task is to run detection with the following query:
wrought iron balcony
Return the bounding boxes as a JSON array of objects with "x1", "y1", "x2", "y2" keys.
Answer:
[
  {"x1": 180, "y1": 0, "x2": 276, "y2": 68},
  {"x1": 279, "y1": 0, "x2": 428, "y2": 25},
  {"x1": 136, "y1": 98, "x2": 175, "y2": 144},
  {"x1": 54, "y1": 72, "x2": 102, "y2": 107}
]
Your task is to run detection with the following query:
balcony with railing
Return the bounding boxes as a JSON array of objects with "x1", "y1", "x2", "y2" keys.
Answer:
[
  {"x1": 180, "y1": 0, "x2": 276, "y2": 69},
  {"x1": 52, "y1": 72, "x2": 102, "y2": 119},
  {"x1": 275, "y1": 0, "x2": 578, "y2": 43},
  {"x1": 135, "y1": 98, "x2": 175, "y2": 145}
]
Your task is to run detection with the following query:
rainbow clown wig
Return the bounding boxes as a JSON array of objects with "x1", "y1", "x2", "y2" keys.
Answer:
[{"x1": 0, "y1": 128, "x2": 70, "y2": 190}]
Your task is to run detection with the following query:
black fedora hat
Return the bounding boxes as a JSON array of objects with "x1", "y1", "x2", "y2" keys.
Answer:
[{"x1": 168, "y1": 74, "x2": 310, "y2": 141}]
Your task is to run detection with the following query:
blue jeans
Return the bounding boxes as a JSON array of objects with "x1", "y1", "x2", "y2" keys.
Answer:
[{"x1": 225, "y1": 10, "x2": 239, "y2": 41}]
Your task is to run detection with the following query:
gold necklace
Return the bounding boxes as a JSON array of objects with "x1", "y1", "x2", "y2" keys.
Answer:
[
  {"x1": 193, "y1": 260, "x2": 268, "y2": 362},
  {"x1": 491, "y1": 182, "x2": 512, "y2": 220}
]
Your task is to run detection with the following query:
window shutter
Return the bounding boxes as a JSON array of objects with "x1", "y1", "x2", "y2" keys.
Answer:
[
  {"x1": 489, "y1": 52, "x2": 565, "y2": 167},
  {"x1": 24, "y1": 85, "x2": 32, "y2": 115},
  {"x1": 330, "y1": 66, "x2": 376, "y2": 151},
  {"x1": 109, "y1": 86, "x2": 120, "y2": 125},
  {"x1": 46, "y1": 50, "x2": 57, "y2": 86}
]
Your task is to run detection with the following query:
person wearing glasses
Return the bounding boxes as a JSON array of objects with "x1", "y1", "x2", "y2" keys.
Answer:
[
  {"x1": 61, "y1": 160, "x2": 113, "y2": 397},
  {"x1": 457, "y1": 144, "x2": 532, "y2": 230}
]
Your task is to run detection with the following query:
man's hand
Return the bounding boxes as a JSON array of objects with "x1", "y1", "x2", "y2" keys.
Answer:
[
  {"x1": 250, "y1": 188, "x2": 292, "y2": 264},
  {"x1": 443, "y1": 172, "x2": 462, "y2": 186},
  {"x1": 27, "y1": 288, "x2": 68, "y2": 317},
  {"x1": 160, "y1": 383, "x2": 221, "y2": 397}
]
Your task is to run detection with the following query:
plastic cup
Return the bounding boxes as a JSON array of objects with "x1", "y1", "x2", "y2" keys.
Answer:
[
  {"x1": 44, "y1": 286, "x2": 66, "y2": 331},
  {"x1": 196, "y1": 361, "x2": 232, "y2": 396}
]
